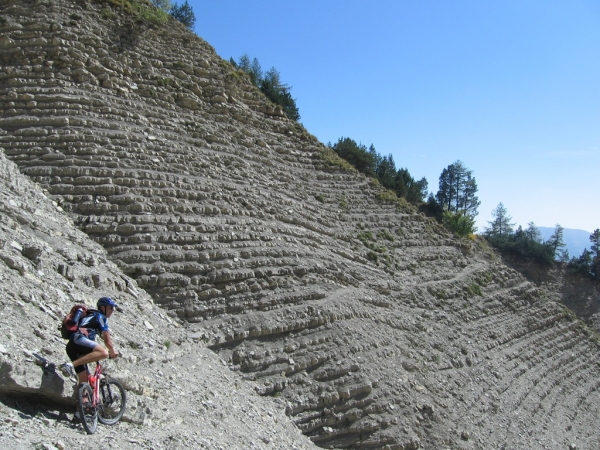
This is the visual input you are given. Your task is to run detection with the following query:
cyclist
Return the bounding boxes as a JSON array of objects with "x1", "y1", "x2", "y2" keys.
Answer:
[{"x1": 63, "y1": 297, "x2": 121, "y2": 385}]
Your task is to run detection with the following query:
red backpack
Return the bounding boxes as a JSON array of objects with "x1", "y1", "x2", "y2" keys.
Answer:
[{"x1": 60, "y1": 304, "x2": 88, "y2": 339}]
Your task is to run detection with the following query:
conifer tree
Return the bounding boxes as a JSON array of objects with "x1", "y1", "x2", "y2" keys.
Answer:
[
  {"x1": 375, "y1": 154, "x2": 396, "y2": 190},
  {"x1": 395, "y1": 169, "x2": 428, "y2": 204},
  {"x1": 547, "y1": 224, "x2": 566, "y2": 259},
  {"x1": 436, "y1": 160, "x2": 480, "y2": 218},
  {"x1": 485, "y1": 203, "x2": 514, "y2": 238},
  {"x1": 590, "y1": 228, "x2": 600, "y2": 278},
  {"x1": 525, "y1": 222, "x2": 542, "y2": 243},
  {"x1": 170, "y1": 1, "x2": 196, "y2": 30}
]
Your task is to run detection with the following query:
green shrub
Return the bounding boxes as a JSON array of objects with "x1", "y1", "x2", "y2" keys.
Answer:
[
  {"x1": 367, "y1": 251, "x2": 378, "y2": 263},
  {"x1": 442, "y1": 210, "x2": 476, "y2": 238},
  {"x1": 319, "y1": 147, "x2": 356, "y2": 173},
  {"x1": 339, "y1": 197, "x2": 348, "y2": 210},
  {"x1": 358, "y1": 231, "x2": 374, "y2": 243},
  {"x1": 137, "y1": 3, "x2": 170, "y2": 25},
  {"x1": 378, "y1": 230, "x2": 395, "y2": 242},
  {"x1": 465, "y1": 283, "x2": 482, "y2": 297},
  {"x1": 375, "y1": 189, "x2": 398, "y2": 204}
]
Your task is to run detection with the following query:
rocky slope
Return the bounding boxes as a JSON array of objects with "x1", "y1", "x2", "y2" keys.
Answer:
[
  {"x1": 1, "y1": 0, "x2": 600, "y2": 448},
  {"x1": 0, "y1": 149, "x2": 314, "y2": 449}
]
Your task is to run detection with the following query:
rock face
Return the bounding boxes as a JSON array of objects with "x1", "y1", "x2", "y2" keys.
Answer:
[
  {"x1": 0, "y1": 150, "x2": 314, "y2": 449},
  {"x1": 1, "y1": 1, "x2": 600, "y2": 448}
]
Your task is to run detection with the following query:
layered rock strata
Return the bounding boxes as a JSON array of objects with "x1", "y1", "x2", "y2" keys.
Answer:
[
  {"x1": 1, "y1": 1, "x2": 600, "y2": 448},
  {"x1": 0, "y1": 149, "x2": 314, "y2": 449}
]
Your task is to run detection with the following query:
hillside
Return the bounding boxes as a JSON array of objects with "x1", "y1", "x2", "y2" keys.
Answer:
[
  {"x1": 0, "y1": 151, "x2": 313, "y2": 449},
  {"x1": 1, "y1": 0, "x2": 600, "y2": 449}
]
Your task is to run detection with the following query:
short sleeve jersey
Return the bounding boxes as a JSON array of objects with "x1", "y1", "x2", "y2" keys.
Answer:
[{"x1": 79, "y1": 310, "x2": 109, "y2": 341}]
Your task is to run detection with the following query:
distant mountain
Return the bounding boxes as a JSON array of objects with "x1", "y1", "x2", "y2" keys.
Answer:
[{"x1": 539, "y1": 227, "x2": 591, "y2": 259}]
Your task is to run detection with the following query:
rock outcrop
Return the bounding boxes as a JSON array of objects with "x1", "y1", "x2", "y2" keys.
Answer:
[
  {"x1": 0, "y1": 149, "x2": 314, "y2": 449},
  {"x1": 1, "y1": 0, "x2": 600, "y2": 448}
]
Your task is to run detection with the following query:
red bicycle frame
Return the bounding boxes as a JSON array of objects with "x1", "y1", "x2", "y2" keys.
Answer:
[{"x1": 86, "y1": 363, "x2": 104, "y2": 409}]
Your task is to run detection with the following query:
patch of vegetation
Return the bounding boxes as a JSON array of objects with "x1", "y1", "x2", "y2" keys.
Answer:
[
  {"x1": 375, "y1": 189, "x2": 397, "y2": 204},
  {"x1": 93, "y1": 0, "x2": 170, "y2": 25},
  {"x1": 465, "y1": 283, "x2": 482, "y2": 297},
  {"x1": 137, "y1": 3, "x2": 170, "y2": 25},
  {"x1": 164, "y1": 340, "x2": 171, "y2": 349},
  {"x1": 319, "y1": 147, "x2": 356, "y2": 173},
  {"x1": 358, "y1": 231, "x2": 374, "y2": 243},
  {"x1": 475, "y1": 271, "x2": 493, "y2": 286},
  {"x1": 339, "y1": 197, "x2": 348, "y2": 210},
  {"x1": 226, "y1": 69, "x2": 247, "y2": 84},
  {"x1": 378, "y1": 230, "x2": 395, "y2": 242},
  {"x1": 367, "y1": 251, "x2": 379, "y2": 263},
  {"x1": 101, "y1": 7, "x2": 117, "y2": 19},
  {"x1": 428, "y1": 286, "x2": 447, "y2": 299},
  {"x1": 156, "y1": 77, "x2": 174, "y2": 87},
  {"x1": 327, "y1": 137, "x2": 428, "y2": 206},
  {"x1": 442, "y1": 210, "x2": 476, "y2": 238},
  {"x1": 315, "y1": 194, "x2": 325, "y2": 203},
  {"x1": 231, "y1": 54, "x2": 300, "y2": 120}
]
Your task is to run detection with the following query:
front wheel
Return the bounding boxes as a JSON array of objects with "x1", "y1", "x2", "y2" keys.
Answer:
[
  {"x1": 78, "y1": 383, "x2": 98, "y2": 434},
  {"x1": 98, "y1": 378, "x2": 127, "y2": 425}
]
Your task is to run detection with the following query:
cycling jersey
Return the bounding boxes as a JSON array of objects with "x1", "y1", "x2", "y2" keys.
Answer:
[{"x1": 78, "y1": 310, "x2": 109, "y2": 341}]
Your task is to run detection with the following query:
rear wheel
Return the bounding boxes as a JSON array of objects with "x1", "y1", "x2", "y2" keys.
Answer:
[
  {"x1": 98, "y1": 378, "x2": 127, "y2": 425},
  {"x1": 78, "y1": 383, "x2": 97, "y2": 434}
]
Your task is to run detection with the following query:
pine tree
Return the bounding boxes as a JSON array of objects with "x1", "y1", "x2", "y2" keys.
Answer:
[
  {"x1": 331, "y1": 138, "x2": 376, "y2": 175},
  {"x1": 569, "y1": 249, "x2": 593, "y2": 276},
  {"x1": 170, "y1": 1, "x2": 196, "y2": 30},
  {"x1": 547, "y1": 224, "x2": 566, "y2": 259},
  {"x1": 485, "y1": 203, "x2": 514, "y2": 238},
  {"x1": 525, "y1": 222, "x2": 542, "y2": 243},
  {"x1": 590, "y1": 229, "x2": 600, "y2": 258},
  {"x1": 436, "y1": 160, "x2": 480, "y2": 218},
  {"x1": 237, "y1": 54, "x2": 251, "y2": 73},
  {"x1": 559, "y1": 249, "x2": 570, "y2": 263},
  {"x1": 395, "y1": 169, "x2": 428, "y2": 204},
  {"x1": 590, "y1": 229, "x2": 600, "y2": 278},
  {"x1": 375, "y1": 154, "x2": 396, "y2": 190}
]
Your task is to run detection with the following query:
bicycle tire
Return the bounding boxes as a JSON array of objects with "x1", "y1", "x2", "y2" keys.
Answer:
[
  {"x1": 78, "y1": 383, "x2": 98, "y2": 434},
  {"x1": 98, "y1": 378, "x2": 127, "y2": 425}
]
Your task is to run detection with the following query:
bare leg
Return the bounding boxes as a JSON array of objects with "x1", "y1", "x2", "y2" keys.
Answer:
[
  {"x1": 77, "y1": 371, "x2": 88, "y2": 384},
  {"x1": 72, "y1": 346, "x2": 108, "y2": 370}
]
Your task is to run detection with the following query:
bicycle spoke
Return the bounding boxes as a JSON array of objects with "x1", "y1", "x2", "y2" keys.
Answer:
[
  {"x1": 78, "y1": 383, "x2": 98, "y2": 434},
  {"x1": 98, "y1": 378, "x2": 127, "y2": 425}
]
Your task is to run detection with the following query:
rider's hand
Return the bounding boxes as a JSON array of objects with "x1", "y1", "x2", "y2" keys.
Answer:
[{"x1": 109, "y1": 351, "x2": 119, "y2": 359}]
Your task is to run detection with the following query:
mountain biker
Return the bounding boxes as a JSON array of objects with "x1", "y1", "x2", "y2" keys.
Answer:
[{"x1": 63, "y1": 297, "x2": 121, "y2": 385}]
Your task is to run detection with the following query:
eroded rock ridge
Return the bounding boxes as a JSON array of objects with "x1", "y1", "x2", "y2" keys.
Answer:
[{"x1": 1, "y1": 1, "x2": 600, "y2": 448}]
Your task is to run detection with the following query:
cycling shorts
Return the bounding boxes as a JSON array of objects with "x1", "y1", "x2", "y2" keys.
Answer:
[{"x1": 66, "y1": 333, "x2": 98, "y2": 373}]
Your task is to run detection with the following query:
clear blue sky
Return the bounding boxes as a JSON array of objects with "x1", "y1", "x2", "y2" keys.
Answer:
[{"x1": 188, "y1": 0, "x2": 600, "y2": 233}]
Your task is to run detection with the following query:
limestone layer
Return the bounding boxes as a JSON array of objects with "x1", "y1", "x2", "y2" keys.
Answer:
[{"x1": 1, "y1": 1, "x2": 599, "y2": 448}]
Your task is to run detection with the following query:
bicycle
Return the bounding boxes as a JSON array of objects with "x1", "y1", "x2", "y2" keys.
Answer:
[
  {"x1": 77, "y1": 358, "x2": 127, "y2": 434},
  {"x1": 32, "y1": 353, "x2": 126, "y2": 433}
]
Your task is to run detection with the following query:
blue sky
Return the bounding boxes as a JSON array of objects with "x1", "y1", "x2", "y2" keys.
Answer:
[{"x1": 188, "y1": 0, "x2": 600, "y2": 233}]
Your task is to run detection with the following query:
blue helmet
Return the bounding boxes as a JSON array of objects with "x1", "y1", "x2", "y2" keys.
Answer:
[{"x1": 97, "y1": 297, "x2": 119, "y2": 310}]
